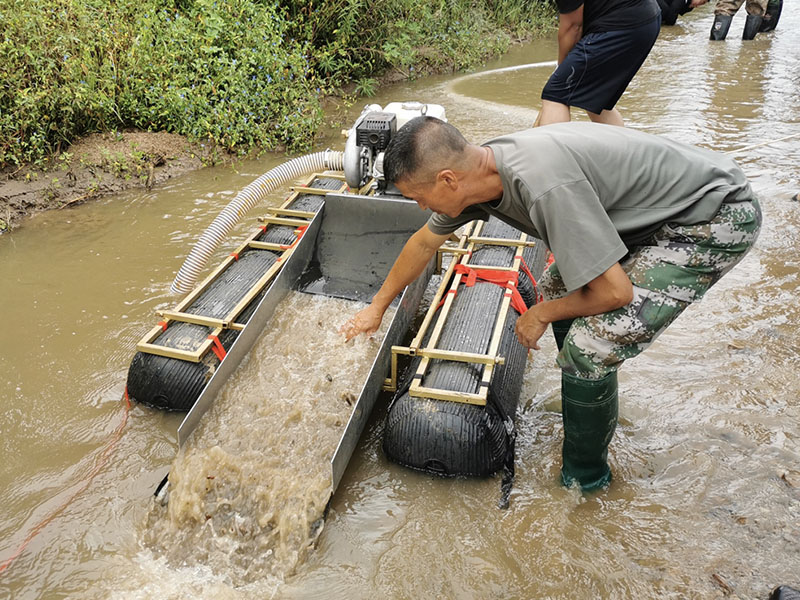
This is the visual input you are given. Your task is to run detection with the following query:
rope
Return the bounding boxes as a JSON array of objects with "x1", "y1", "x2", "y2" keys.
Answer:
[
  {"x1": 726, "y1": 132, "x2": 800, "y2": 155},
  {"x1": 0, "y1": 392, "x2": 132, "y2": 575}
]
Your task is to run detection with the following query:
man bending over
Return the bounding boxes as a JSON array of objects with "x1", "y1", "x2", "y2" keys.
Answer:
[{"x1": 342, "y1": 117, "x2": 761, "y2": 491}]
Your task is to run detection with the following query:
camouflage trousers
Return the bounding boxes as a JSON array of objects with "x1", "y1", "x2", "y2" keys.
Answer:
[
  {"x1": 715, "y1": 0, "x2": 767, "y2": 17},
  {"x1": 541, "y1": 198, "x2": 762, "y2": 379}
]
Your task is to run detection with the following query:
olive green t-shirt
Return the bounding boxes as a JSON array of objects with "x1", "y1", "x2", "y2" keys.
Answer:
[{"x1": 427, "y1": 122, "x2": 753, "y2": 292}]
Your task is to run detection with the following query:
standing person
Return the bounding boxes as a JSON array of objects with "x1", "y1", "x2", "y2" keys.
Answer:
[
  {"x1": 710, "y1": 0, "x2": 768, "y2": 40},
  {"x1": 537, "y1": 0, "x2": 662, "y2": 127},
  {"x1": 341, "y1": 117, "x2": 761, "y2": 491}
]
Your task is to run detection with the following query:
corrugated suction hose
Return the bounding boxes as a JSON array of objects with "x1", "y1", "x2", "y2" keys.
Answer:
[{"x1": 170, "y1": 150, "x2": 345, "y2": 294}]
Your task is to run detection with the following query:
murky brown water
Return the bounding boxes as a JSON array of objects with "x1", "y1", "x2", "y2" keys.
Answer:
[
  {"x1": 143, "y1": 293, "x2": 393, "y2": 587},
  {"x1": 2, "y1": 6, "x2": 799, "y2": 599}
]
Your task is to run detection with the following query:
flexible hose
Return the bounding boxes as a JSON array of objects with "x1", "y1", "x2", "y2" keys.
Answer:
[{"x1": 170, "y1": 150, "x2": 345, "y2": 294}]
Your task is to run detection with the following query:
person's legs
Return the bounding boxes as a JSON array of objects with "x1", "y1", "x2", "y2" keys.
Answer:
[
  {"x1": 711, "y1": 0, "x2": 745, "y2": 39},
  {"x1": 759, "y1": 0, "x2": 782, "y2": 31},
  {"x1": 586, "y1": 108, "x2": 625, "y2": 126},
  {"x1": 557, "y1": 285, "x2": 689, "y2": 490},
  {"x1": 540, "y1": 19, "x2": 659, "y2": 127},
  {"x1": 555, "y1": 197, "x2": 762, "y2": 490},
  {"x1": 537, "y1": 99, "x2": 572, "y2": 126},
  {"x1": 742, "y1": 0, "x2": 768, "y2": 37}
]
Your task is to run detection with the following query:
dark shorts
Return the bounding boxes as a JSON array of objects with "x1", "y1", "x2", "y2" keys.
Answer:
[{"x1": 541, "y1": 17, "x2": 661, "y2": 114}]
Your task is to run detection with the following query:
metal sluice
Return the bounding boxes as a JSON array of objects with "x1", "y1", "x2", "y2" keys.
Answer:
[
  {"x1": 130, "y1": 176, "x2": 433, "y2": 499},
  {"x1": 131, "y1": 173, "x2": 546, "y2": 505}
]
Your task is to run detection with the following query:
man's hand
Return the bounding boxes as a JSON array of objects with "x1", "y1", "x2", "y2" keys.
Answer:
[
  {"x1": 514, "y1": 262, "x2": 633, "y2": 350},
  {"x1": 514, "y1": 304, "x2": 550, "y2": 350},
  {"x1": 340, "y1": 224, "x2": 449, "y2": 344},
  {"x1": 340, "y1": 303, "x2": 385, "y2": 342}
]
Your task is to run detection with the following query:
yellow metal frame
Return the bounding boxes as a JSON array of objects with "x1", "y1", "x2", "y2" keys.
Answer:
[
  {"x1": 384, "y1": 222, "x2": 536, "y2": 406},
  {"x1": 136, "y1": 173, "x2": 347, "y2": 363}
]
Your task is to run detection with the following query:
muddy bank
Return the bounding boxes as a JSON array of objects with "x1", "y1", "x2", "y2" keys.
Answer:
[{"x1": 0, "y1": 131, "x2": 226, "y2": 233}]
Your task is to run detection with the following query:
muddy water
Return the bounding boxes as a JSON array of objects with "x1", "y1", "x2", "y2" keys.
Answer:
[
  {"x1": 2, "y1": 5, "x2": 799, "y2": 599},
  {"x1": 143, "y1": 293, "x2": 393, "y2": 586}
]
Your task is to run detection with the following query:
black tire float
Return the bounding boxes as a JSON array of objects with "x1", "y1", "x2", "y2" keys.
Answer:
[
  {"x1": 383, "y1": 217, "x2": 547, "y2": 481},
  {"x1": 126, "y1": 176, "x2": 345, "y2": 411}
]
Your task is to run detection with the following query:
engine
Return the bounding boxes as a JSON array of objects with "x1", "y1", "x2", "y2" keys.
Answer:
[{"x1": 343, "y1": 101, "x2": 447, "y2": 191}]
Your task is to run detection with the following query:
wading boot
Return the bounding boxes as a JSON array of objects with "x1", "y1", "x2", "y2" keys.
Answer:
[
  {"x1": 552, "y1": 319, "x2": 575, "y2": 352},
  {"x1": 759, "y1": 0, "x2": 782, "y2": 32},
  {"x1": 560, "y1": 370, "x2": 618, "y2": 491},
  {"x1": 709, "y1": 14, "x2": 733, "y2": 40},
  {"x1": 742, "y1": 14, "x2": 763, "y2": 39}
]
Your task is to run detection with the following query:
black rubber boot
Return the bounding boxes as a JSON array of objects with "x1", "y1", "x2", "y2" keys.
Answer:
[
  {"x1": 743, "y1": 14, "x2": 763, "y2": 39},
  {"x1": 759, "y1": 0, "x2": 782, "y2": 32},
  {"x1": 560, "y1": 370, "x2": 618, "y2": 491},
  {"x1": 710, "y1": 14, "x2": 733, "y2": 40},
  {"x1": 769, "y1": 586, "x2": 800, "y2": 600},
  {"x1": 552, "y1": 319, "x2": 575, "y2": 352}
]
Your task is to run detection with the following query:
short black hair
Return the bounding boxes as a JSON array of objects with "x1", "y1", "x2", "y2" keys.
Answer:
[{"x1": 383, "y1": 116, "x2": 468, "y2": 185}]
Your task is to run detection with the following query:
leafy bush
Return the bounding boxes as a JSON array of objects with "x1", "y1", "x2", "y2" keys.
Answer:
[{"x1": 0, "y1": 0, "x2": 554, "y2": 169}]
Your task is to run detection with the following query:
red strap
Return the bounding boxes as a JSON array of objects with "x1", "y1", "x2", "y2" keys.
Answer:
[
  {"x1": 453, "y1": 264, "x2": 527, "y2": 314},
  {"x1": 280, "y1": 225, "x2": 309, "y2": 250},
  {"x1": 229, "y1": 252, "x2": 239, "y2": 261},
  {"x1": 546, "y1": 251, "x2": 555, "y2": 268},
  {"x1": 436, "y1": 288, "x2": 458, "y2": 310},
  {"x1": 207, "y1": 335, "x2": 227, "y2": 361},
  {"x1": 157, "y1": 320, "x2": 168, "y2": 331}
]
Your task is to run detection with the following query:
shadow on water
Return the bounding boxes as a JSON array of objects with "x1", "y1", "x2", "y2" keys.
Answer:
[{"x1": 1, "y1": 4, "x2": 799, "y2": 599}]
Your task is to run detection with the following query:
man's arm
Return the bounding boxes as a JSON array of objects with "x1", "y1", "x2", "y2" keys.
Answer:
[
  {"x1": 515, "y1": 262, "x2": 633, "y2": 350},
  {"x1": 341, "y1": 224, "x2": 451, "y2": 341},
  {"x1": 557, "y1": 6, "x2": 584, "y2": 64}
]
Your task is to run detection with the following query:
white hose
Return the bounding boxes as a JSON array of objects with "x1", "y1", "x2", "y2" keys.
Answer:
[{"x1": 170, "y1": 150, "x2": 344, "y2": 294}]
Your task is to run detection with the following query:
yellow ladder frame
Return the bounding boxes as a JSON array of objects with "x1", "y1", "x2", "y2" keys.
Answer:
[
  {"x1": 136, "y1": 174, "x2": 347, "y2": 362},
  {"x1": 384, "y1": 222, "x2": 536, "y2": 406}
]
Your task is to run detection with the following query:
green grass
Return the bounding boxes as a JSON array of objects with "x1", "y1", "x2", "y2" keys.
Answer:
[{"x1": 0, "y1": 0, "x2": 555, "y2": 169}]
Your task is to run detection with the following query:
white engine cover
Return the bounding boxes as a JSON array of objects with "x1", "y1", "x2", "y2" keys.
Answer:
[{"x1": 343, "y1": 101, "x2": 447, "y2": 188}]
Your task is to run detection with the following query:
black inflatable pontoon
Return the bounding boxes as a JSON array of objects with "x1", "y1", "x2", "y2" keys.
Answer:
[
  {"x1": 383, "y1": 216, "x2": 547, "y2": 486},
  {"x1": 126, "y1": 175, "x2": 346, "y2": 411}
]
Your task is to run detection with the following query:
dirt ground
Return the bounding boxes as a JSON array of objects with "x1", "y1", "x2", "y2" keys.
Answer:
[{"x1": 0, "y1": 131, "x2": 222, "y2": 233}]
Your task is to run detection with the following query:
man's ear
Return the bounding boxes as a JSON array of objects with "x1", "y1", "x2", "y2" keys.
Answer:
[{"x1": 437, "y1": 169, "x2": 458, "y2": 190}]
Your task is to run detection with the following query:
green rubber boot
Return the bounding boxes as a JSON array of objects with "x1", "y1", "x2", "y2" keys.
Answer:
[
  {"x1": 560, "y1": 370, "x2": 618, "y2": 491},
  {"x1": 552, "y1": 319, "x2": 574, "y2": 352}
]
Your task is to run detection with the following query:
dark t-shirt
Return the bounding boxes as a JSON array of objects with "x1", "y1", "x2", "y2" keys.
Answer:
[
  {"x1": 557, "y1": 0, "x2": 661, "y2": 35},
  {"x1": 656, "y1": 0, "x2": 692, "y2": 25}
]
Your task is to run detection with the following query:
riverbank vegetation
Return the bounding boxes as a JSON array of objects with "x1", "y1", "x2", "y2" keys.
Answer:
[{"x1": 1, "y1": 0, "x2": 555, "y2": 171}]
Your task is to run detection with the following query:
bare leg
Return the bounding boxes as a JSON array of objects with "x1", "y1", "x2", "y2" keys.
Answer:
[
  {"x1": 536, "y1": 99, "x2": 571, "y2": 126},
  {"x1": 586, "y1": 108, "x2": 625, "y2": 126}
]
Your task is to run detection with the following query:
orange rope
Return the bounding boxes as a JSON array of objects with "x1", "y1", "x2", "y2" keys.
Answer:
[{"x1": 0, "y1": 391, "x2": 131, "y2": 575}]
